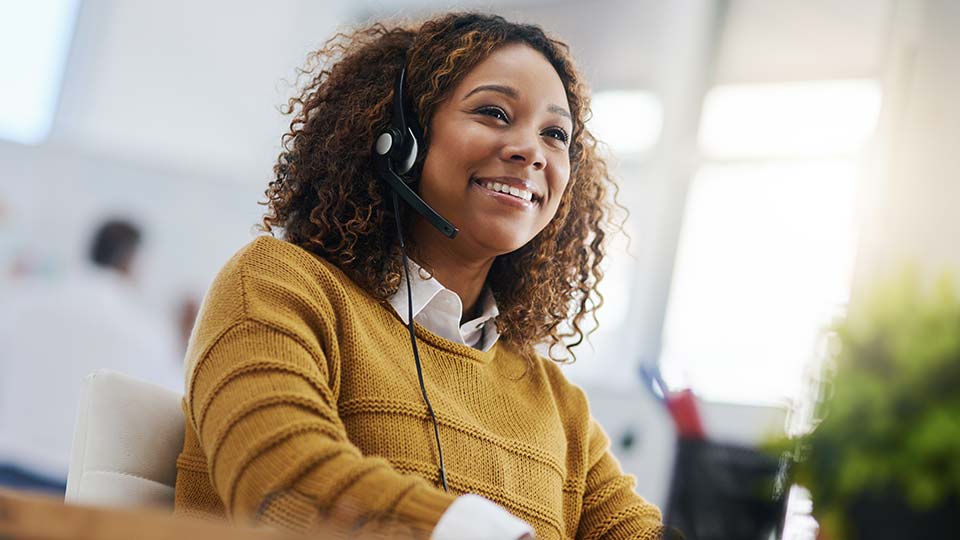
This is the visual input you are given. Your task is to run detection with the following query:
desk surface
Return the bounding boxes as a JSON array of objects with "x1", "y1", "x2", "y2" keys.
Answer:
[{"x1": 0, "y1": 488, "x2": 298, "y2": 540}]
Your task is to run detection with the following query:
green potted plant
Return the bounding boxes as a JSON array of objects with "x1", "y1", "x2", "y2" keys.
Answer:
[{"x1": 776, "y1": 271, "x2": 960, "y2": 539}]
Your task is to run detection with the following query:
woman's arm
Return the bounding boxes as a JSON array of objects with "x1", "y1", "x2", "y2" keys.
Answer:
[
  {"x1": 576, "y1": 418, "x2": 664, "y2": 540},
  {"x1": 187, "y1": 317, "x2": 456, "y2": 537}
]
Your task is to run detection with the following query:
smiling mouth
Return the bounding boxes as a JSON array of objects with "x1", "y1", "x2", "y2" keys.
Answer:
[{"x1": 472, "y1": 178, "x2": 542, "y2": 204}]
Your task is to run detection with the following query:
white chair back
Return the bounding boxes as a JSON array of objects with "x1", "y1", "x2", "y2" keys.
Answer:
[{"x1": 65, "y1": 369, "x2": 184, "y2": 509}]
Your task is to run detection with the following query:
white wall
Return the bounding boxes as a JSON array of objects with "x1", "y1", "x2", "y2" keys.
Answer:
[
  {"x1": 53, "y1": 0, "x2": 353, "y2": 185},
  {"x1": 852, "y1": 0, "x2": 960, "y2": 295}
]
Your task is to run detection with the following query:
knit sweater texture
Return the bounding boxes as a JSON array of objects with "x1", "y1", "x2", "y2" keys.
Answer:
[{"x1": 173, "y1": 235, "x2": 663, "y2": 539}]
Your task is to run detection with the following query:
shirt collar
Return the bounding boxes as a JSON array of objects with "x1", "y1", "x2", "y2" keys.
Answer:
[
  {"x1": 388, "y1": 260, "x2": 440, "y2": 325},
  {"x1": 459, "y1": 286, "x2": 500, "y2": 351},
  {"x1": 387, "y1": 258, "x2": 499, "y2": 329}
]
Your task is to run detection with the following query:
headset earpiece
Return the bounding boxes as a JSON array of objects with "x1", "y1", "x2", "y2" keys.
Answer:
[
  {"x1": 372, "y1": 66, "x2": 458, "y2": 239},
  {"x1": 374, "y1": 127, "x2": 416, "y2": 178}
]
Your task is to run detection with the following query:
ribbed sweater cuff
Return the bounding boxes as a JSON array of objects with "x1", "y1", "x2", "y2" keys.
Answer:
[{"x1": 393, "y1": 486, "x2": 457, "y2": 534}]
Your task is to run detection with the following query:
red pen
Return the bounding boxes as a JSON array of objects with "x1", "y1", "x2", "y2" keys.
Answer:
[{"x1": 665, "y1": 388, "x2": 706, "y2": 439}]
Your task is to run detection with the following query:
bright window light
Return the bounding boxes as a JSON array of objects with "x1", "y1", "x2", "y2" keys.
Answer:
[
  {"x1": 0, "y1": 0, "x2": 80, "y2": 145},
  {"x1": 660, "y1": 160, "x2": 859, "y2": 404},
  {"x1": 699, "y1": 80, "x2": 882, "y2": 159},
  {"x1": 588, "y1": 90, "x2": 663, "y2": 156}
]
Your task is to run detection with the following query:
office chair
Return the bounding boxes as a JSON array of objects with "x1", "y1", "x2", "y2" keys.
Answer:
[{"x1": 65, "y1": 369, "x2": 184, "y2": 509}]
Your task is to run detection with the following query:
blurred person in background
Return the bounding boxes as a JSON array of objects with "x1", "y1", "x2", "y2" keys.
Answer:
[
  {"x1": 176, "y1": 294, "x2": 200, "y2": 353},
  {"x1": 0, "y1": 218, "x2": 183, "y2": 494}
]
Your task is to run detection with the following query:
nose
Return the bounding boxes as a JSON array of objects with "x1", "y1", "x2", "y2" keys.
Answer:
[{"x1": 500, "y1": 130, "x2": 546, "y2": 171}]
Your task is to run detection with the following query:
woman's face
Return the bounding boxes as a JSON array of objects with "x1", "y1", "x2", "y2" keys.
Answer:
[{"x1": 416, "y1": 42, "x2": 573, "y2": 259}]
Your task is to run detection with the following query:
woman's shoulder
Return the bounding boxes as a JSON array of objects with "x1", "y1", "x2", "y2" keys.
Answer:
[
  {"x1": 204, "y1": 235, "x2": 370, "y2": 324},
  {"x1": 527, "y1": 352, "x2": 590, "y2": 409},
  {"x1": 222, "y1": 235, "x2": 361, "y2": 294},
  {"x1": 228, "y1": 235, "x2": 341, "y2": 281}
]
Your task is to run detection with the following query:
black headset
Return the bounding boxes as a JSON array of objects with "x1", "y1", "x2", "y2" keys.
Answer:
[
  {"x1": 372, "y1": 65, "x2": 455, "y2": 492},
  {"x1": 373, "y1": 67, "x2": 458, "y2": 240}
]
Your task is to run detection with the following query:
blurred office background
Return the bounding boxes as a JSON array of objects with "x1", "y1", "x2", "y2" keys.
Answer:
[{"x1": 2, "y1": 0, "x2": 959, "y2": 537}]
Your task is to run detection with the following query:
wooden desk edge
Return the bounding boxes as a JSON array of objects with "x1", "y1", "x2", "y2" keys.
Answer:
[{"x1": 0, "y1": 488, "x2": 300, "y2": 540}]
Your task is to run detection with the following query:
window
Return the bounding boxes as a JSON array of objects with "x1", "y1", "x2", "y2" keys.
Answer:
[
  {"x1": 660, "y1": 80, "x2": 881, "y2": 404},
  {"x1": 588, "y1": 90, "x2": 663, "y2": 156},
  {"x1": 0, "y1": 0, "x2": 81, "y2": 145}
]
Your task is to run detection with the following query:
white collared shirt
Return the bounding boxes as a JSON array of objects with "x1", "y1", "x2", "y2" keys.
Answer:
[
  {"x1": 385, "y1": 260, "x2": 532, "y2": 540},
  {"x1": 387, "y1": 259, "x2": 500, "y2": 351}
]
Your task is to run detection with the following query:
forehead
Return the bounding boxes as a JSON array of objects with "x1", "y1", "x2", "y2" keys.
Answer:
[{"x1": 453, "y1": 43, "x2": 569, "y2": 112}]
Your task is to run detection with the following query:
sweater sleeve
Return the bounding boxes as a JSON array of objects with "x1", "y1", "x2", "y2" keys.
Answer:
[
  {"x1": 576, "y1": 418, "x2": 664, "y2": 540},
  {"x1": 185, "y1": 246, "x2": 454, "y2": 538},
  {"x1": 187, "y1": 317, "x2": 456, "y2": 538}
]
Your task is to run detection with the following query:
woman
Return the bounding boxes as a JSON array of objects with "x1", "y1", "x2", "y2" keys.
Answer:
[{"x1": 174, "y1": 12, "x2": 665, "y2": 540}]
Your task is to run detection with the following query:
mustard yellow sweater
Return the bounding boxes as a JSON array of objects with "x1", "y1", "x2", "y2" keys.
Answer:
[{"x1": 174, "y1": 236, "x2": 662, "y2": 539}]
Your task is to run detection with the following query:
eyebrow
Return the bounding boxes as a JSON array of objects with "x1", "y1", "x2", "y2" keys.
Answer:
[{"x1": 464, "y1": 84, "x2": 572, "y2": 121}]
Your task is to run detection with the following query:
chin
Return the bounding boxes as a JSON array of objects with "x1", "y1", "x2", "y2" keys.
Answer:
[
  {"x1": 465, "y1": 215, "x2": 540, "y2": 249},
  {"x1": 474, "y1": 235, "x2": 533, "y2": 256}
]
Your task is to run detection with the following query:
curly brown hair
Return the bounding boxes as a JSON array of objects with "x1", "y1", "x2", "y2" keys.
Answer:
[{"x1": 262, "y1": 12, "x2": 624, "y2": 362}]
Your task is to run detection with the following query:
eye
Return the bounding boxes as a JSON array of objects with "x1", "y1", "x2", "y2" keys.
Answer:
[
  {"x1": 474, "y1": 106, "x2": 509, "y2": 122},
  {"x1": 542, "y1": 127, "x2": 569, "y2": 145}
]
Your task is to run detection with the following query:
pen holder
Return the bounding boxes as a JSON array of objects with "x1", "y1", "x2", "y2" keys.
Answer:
[{"x1": 664, "y1": 437, "x2": 787, "y2": 540}]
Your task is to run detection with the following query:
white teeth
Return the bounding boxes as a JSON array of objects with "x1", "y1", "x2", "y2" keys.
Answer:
[{"x1": 480, "y1": 181, "x2": 535, "y2": 203}]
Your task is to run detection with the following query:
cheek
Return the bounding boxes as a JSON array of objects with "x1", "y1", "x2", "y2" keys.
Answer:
[
  {"x1": 538, "y1": 194, "x2": 563, "y2": 231},
  {"x1": 549, "y1": 167, "x2": 572, "y2": 207},
  {"x1": 423, "y1": 126, "x2": 480, "y2": 181}
]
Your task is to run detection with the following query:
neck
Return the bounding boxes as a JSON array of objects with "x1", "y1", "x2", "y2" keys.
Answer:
[{"x1": 409, "y1": 219, "x2": 494, "y2": 324}]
